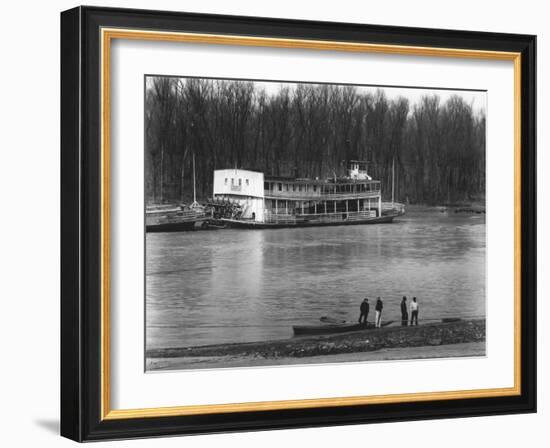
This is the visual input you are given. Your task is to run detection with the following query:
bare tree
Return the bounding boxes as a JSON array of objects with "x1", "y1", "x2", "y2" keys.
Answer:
[{"x1": 145, "y1": 77, "x2": 485, "y2": 205}]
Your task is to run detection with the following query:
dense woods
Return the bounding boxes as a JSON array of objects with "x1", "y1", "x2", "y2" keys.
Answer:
[{"x1": 145, "y1": 77, "x2": 485, "y2": 205}]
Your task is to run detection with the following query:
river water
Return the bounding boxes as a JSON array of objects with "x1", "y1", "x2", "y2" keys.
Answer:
[{"x1": 146, "y1": 207, "x2": 485, "y2": 350}]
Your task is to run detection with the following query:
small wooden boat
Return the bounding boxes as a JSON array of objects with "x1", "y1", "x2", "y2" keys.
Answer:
[{"x1": 293, "y1": 320, "x2": 394, "y2": 336}]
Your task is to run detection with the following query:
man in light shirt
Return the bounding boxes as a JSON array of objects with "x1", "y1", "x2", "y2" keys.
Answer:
[{"x1": 410, "y1": 297, "x2": 419, "y2": 326}]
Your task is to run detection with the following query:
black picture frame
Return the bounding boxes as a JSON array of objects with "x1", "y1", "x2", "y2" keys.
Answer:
[{"x1": 61, "y1": 5, "x2": 536, "y2": 442}]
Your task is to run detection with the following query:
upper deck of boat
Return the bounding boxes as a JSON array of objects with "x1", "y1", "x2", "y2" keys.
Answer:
[{"x1": 264, "y1": 176, "x2": 381, "y2": 201}]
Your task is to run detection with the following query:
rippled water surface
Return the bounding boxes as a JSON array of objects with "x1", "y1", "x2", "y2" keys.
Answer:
[{"x1": 146, "y1": 208, "x2": 485, "y2": 350}]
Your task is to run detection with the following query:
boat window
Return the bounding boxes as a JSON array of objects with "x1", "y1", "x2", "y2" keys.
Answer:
[
  {"x1": 246, "y1": 179, "x2": 249, "y2": 186},
  {"x1": 224, "y1": 178, "x2": 228, "y2": 185},
  {"x1": 231, "y1": 178, "x2": 234, "y2": 185},
  {"x1": 293, "y1": 184, "x2": 296, "y2": 192},
  {"x1": 278, "y1": 183, "x2": 282, "y2": 191},
  {"x1": 264, "y1": 182, "x2": 269, "y2": 190},
  {"x1": 239, "y1": 178, "x2": 242, "y2": 186},
  {"x1": 313, "y1": 185, "x2": 317, "y2": 192}
]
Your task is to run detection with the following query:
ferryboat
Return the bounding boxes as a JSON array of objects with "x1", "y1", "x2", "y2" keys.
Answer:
[{"x1": 210, "y1": 161, "x2": 405, "y2": 229}]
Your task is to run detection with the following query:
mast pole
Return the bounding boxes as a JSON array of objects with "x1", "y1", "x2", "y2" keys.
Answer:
[
  {"x1": 392, "y1": 157, "x2": 395, "y2": 206},
  {"x1": 192, "y1": 153, "x2": 197, "y2": 205},
  {"x1": 180, "y1": 164, "x2": 184, "y2": 203}
]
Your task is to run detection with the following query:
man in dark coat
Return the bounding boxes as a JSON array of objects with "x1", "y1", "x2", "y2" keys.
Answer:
[
  {"x1": 375, "y1": 297, "x2": 384, "y2": 328},
  {"x1": 358, "y1": 298, "x2": 369, "y2": 324},
  {"x1": 400, "y1": 296, "x2": 408, "y2": 326}
]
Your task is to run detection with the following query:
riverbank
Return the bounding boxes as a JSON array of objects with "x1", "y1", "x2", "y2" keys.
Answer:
[
  {"x1": 405, "y1": 202, "x2": 485, "y2": 214},
  {"x1": 148, "y1": 341, "x2": 485, "y2": 371},
  {"x1": 147, "y1": 319, "x2": 485, "y2": 371}
]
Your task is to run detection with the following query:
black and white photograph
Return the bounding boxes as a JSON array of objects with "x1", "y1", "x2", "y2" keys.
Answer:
[{"x1": 144, "y1": 76, "x2": 487, "y2": 371}]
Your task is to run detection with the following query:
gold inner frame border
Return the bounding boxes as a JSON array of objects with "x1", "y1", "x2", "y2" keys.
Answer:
[{"x1": 99, "y1": 27, "x2": 522, "y2": 421}]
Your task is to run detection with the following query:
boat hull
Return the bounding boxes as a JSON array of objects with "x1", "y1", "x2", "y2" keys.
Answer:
[
  {"x1": 223, "y1": 214, "x2": 397, "y2": 229},
  {"x1": 146, "y1": 219, "x2": 206, "y2": 233},
  {"x1": 293, "y1": 320, "x2": 394, "y2": 336}
]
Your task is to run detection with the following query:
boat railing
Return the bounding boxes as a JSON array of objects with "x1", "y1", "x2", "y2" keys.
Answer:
[
  {"x1": 146, "y1": 205, "x2": 182, "y2": 214},
  {"x1": 265, "y1": 191, "x2": 381, "y2": 200},
  {"x1": 146, "y1": 209, "x2": 205, "y2": 225},
  {"x1": 264, "y1": 210, "x2": 380, "y2": 223},
  {"x1": 264, "y1": 212, "x2": 297, "y2": 224}
]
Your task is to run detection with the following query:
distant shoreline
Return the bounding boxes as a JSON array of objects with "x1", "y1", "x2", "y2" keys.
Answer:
[{"x1": 404, "y1": 203, "x2": 485, "y2": 213}]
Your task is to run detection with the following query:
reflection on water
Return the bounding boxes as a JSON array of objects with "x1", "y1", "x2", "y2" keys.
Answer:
[{"x1": 146, "y1": 208, "x2": 485, "y2": 350}]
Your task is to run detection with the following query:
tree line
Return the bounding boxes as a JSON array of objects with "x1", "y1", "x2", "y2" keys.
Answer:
[{"x1": 145, "y1": 76, "x2": 485, "y2": 205}]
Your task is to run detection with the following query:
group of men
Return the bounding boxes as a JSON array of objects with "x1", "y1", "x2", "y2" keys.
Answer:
[{"x1": 359, "y1": 296, "x2": 419, "y2": 327}]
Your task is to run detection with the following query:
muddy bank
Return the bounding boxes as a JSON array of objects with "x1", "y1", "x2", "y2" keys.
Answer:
[
  {"x1": 147, "y1": 319, "x2": 485, "y2": 361},
  {"x1": 148, "y1": 341, "x2": 486, "y2": 371}
]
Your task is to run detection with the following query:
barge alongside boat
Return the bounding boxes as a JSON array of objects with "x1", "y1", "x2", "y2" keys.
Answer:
[
  {"x1": 145, "y1": 204, "x2": 207, "y2": 232},
  {"x1": 211, "y1": 161, "x2": 405, "y2": 229},
  {"x1": 146, "y1": 154, "x2": 208, "y2": 233}
]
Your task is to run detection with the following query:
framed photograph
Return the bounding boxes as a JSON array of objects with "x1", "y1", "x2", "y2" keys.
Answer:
[{"x1": 60, "y1": 6, "x2": 536, "y2": 441}]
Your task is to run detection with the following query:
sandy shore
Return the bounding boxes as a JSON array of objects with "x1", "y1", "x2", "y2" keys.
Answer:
[{"x1": 147, "y1": 341, "x2": 485, "y2": 371}]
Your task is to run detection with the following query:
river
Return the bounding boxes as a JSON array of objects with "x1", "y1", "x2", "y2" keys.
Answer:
[{"x1": 146, "y1": 207, "x2": 485, "y2": 350}]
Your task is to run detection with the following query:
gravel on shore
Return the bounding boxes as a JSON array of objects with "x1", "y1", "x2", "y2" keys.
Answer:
[
  {"x1": 146, "y1": 319, "x2": 485, "y2": 371},
  {"x1": 147, "y1": 341, "x2": 486, "y2": 371}
]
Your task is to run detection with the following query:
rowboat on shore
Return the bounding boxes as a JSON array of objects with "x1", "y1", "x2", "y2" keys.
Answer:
[{"x1": 293, "y1": 320, "x2": 394, "y2": 336}]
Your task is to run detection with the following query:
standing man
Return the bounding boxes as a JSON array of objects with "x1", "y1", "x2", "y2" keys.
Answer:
[
  {"x1": 400, "y1": 296, "x2": 408, "y2": 326},
  {"x1": 375, "y1": 297, "x2": 384, "y2": 328},
  {"x1": 358, "y1": 298, "x2": 369, "y2": 324},
  {"x1": 410, "y1": 297, "x2": 419, "y2": 326}
]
